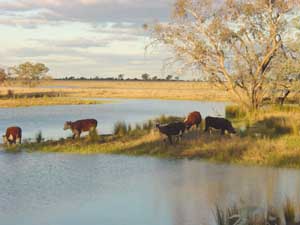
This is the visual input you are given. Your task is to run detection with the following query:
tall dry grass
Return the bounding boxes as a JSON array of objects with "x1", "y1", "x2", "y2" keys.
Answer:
[
  {"x1": 1, "y1": 80, "x2": 229, "y2": 102},
  {"x1": 215, "y1": 199, "x2": 300, "y2": 225}
]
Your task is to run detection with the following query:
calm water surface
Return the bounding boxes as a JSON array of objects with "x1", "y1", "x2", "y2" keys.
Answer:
[
  {"x1": 0, "y1": 98, "x2": 226, "y2": 141},
  {"x1": 0, "y1": 153, "x2": 299, "y2": 225}
]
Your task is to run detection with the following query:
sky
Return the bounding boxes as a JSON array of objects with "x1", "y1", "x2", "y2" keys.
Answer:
[{"x1": 0, "y1": 0, "x2": 176, "y2": 78}]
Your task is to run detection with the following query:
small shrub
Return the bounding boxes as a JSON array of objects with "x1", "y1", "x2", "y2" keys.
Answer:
[
  {"x1": 35, "y1": 131, "x2": 43, "y2": 143},
  {"x1": 7, "y1": 89, "x2": 14, "y2": 98},
  {"x1": 226, "y1": 105, "x2": 247, "y2": 119},
  {"x1": 154, "y1": 115, "x2": 184, "y2": 124},
  {"x1": 250, "y1": 116, "x2": 295, "y2": 138},
  {"x1": 142, "y1": 120, "x2": 154, "y2": 131},
  {"x1": 127, "y1": 124, "x2": 132, "y2": 133},
  {"x1": 283, "y1": 198, "x2": 295, "y2": 224},
  {"x1": 114, "y1": 121, "x2": 128, "y2": 136},
  {"x1": 88, "y1": 129, "x2": 99, "y2": 142},
  {"x1": 135, "y1": 124, "x2": 142, "y2": 131}
]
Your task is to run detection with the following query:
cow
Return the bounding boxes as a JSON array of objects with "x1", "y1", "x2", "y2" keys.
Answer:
[
  {"x1": 156, "y1": 122, "x2": 186, "y2": 144},
  {"x1": 184, "y1": 111, "x2": 202, "y2": 130},
  {"x1": 204, "y1": 116, "x2": 236, "y2": 135},
  {"x1": 3, "y1": 126, "x2": 22, "y2": 145},
  {"x1": 64, "y1": 119, "x2": 97, "y2": 139}
]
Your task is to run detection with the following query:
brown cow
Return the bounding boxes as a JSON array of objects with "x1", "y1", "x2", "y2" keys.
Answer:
[
  {"x1": 184, "y1": 111, "x2": 202, "y2": 130},
  {"x1": 3, "y1": 126, "x2": 22, "y2": 145},
  {"x1": 64, "y1": 119, "x2": 97, "y2": 139}
]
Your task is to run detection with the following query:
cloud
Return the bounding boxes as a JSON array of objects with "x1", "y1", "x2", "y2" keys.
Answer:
[
  {"x1": 0, "y1": 0, "x2": 172, "y2": 26},
  {"x1": 0, "y1": 0, "x2": 174, "y2": 78}
]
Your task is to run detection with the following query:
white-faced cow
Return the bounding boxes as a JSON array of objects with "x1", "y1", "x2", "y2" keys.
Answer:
[{"x1": 3, "y1": 126, "x2": 22, "y2": 145}]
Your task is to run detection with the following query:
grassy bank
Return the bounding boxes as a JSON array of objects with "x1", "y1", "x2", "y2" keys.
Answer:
[
  {"x1": 0, "y1": 97, "x2": 106, "y2": 108},
  {"x1": 6, "y1": 107, "x2": 300, "y2": 168}
]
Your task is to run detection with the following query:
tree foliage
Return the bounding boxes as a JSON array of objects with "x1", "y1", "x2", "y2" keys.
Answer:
[
  {"x1": 141, "y1": 73, "x2": 150, "y2": 80},
  {"x1": 166, "y1": 75, "x2": 173, "y2": 80},
  {"x1": 0, "y1": 68, "x2": 7, "y2": 85},
  {"x1": 11, "y1": 62, "x2": 49, "y2": 87},
  {"x1": 150, "y1": 0, "x2": 300, "y2": 110}
]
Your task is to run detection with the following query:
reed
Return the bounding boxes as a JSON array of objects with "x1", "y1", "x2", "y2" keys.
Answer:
[
  {"x1": 215, "y1": 199, "x2": 299, "y2": 225},
  {"x1": 35, "y1": 131, "x2": 43, "y2": 143}
]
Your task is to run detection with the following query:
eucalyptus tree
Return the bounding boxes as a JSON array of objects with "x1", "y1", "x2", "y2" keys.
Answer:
[
  {"x1": 149, "y1": 0, "x2": 300, "y2": 110},
  {"x1": 11, "y1": 62, "x2": 49, "y2": 87}
]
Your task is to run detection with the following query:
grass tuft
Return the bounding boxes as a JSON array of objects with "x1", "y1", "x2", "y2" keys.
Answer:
[{"x1": 35, "y1": 131, "x2": 43, "y2": 143}]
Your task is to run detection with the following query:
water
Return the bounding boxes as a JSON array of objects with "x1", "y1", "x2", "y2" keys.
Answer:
[
  {"x1": 0, "y1": 99, "x2": 226, "y2": 141},
  {"x1": 0, "y1": 152, "x2": 299, "y2": 225}
]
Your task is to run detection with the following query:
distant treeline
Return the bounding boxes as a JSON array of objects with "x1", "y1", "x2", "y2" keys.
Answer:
[{"x1": 56, "y1": 74, "x2": 205, "y2": 82}]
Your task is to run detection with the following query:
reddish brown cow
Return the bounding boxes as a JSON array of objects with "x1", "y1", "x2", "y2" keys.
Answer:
[
  {"x1": 3, "y1": 126, "x2": 22, "y2": 145},
  {"x1": 184, "y1": 111, "x2": 202, "y2": 130},
  {"x1": 64, "y1": 119, "x2": 97, "y2": 139}
]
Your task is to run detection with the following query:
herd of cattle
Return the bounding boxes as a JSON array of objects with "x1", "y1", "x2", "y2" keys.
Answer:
[{"x1": 2, "y1": 111, "x2": 236, "y2": 146}]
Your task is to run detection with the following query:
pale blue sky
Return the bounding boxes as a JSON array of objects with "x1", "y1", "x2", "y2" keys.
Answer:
[{"x1": 0, "y1": 0, "x2": 177, "y2": 78}]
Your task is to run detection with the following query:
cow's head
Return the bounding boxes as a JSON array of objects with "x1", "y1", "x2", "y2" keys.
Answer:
[
  {"x1": 228, "y1": 125, "x2": 236, "y2": 134},
  {"x1": 183, "y1": 119, "x2": 191, "y2": 130},
  {"x1": 155, "y1": 123, "x2": 160, "y2": 129},
  {"x1": 185, "y1": 124, "x2": 192, "y2": 130},
  {"x1": 64, "y1": 121, "x2": 72, "y2": 130}
]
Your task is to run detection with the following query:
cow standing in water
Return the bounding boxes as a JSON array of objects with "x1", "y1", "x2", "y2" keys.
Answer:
[
  {"x1": 64, "y1": 119, "x2": 97, "y2": 139},
  {"x1": 204, "y1": 116, "x2": 236, "y2": 135},
  {"x1": 3, "y1": 126, "x2": 22, "y2": 145},
  {"x1": 184, "y1": 111, "x2": 202, "y2": 130}
]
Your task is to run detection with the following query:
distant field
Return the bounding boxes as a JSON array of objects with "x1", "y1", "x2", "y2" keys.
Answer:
[{"x1": 1, "y1": 80, "x2": 229, "y2": 102}]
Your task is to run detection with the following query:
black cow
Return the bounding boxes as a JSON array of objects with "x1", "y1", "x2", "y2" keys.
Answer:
[
  {"x1": 156, "y1": 122, "x2": 186, "y2": 144},
  {"x1": 204, "y1": 116, "x2": 236, "y2": 135}
]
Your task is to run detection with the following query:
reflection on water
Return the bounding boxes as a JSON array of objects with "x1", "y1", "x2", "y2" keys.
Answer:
[
  {"x1": 0, "y1": 152, "x2": 299, "y2": 225},
  {"x1": 0, "y1": 99, "x2": 226, "y2": 142}
]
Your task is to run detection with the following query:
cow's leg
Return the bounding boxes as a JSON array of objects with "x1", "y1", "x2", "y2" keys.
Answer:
[
  {"x1": 220, "y1": 129, "x2": 225, "y2": 135},
  {"x1": 204, "y1": 125, "x2": 209, "y2": 133},
  {"x1": 16, "y1": 137, "x2": 21, "y2": 144},
  {"x1": 8, "y1": 140, "x2": 13, "y2": 146},
  {"x1": 168, "y1": 135, "x2": 173, "y2": 144},
  {"x1": 179, "y1": 130, "x2": 184, "y2": 140}
]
